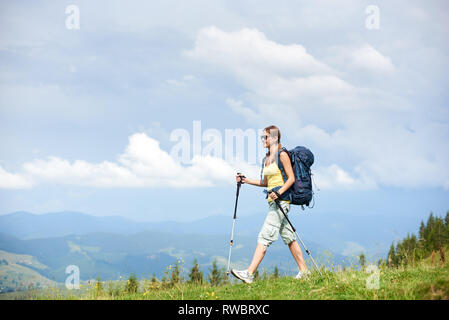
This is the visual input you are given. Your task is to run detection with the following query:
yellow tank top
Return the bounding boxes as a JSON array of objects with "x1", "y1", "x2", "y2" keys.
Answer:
[{"x1": 263, "y1": 161, "x2": 290, "y2": 203}]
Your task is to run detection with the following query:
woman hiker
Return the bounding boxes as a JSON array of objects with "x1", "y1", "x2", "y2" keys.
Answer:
[{"x1": 230, "y1": 125, "x2": 310, "y2": 283}]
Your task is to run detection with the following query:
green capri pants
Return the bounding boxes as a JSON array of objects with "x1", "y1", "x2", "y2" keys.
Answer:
[{"x1": 257, "y1": 200, "x2": 296, "y2": 247}]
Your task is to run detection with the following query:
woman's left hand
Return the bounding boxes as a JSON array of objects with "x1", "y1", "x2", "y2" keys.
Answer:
[{"x1": 269, "y1": 192, "x2": 278, "y2": 200}]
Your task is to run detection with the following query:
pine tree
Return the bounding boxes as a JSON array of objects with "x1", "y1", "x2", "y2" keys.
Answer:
[
  {"x1": 377, "y1": 258, "x2": 383, "y2": 267},
  {"x1": 444, "y1": 211, "x2": 449, "y2": 228},
  {"x1": 208, "y1": 260, "x2": 223, "y2": 287},
  {"x1": 436, "y1": 218, "x2": 444, "y2": 248},
  {"x1": 426, "y1": 212, "x2": 436, "y2": 250},
  {"x1": 439, "y1": 244, "x2": 446, "y2": 264},
  {"x1": 169, "y1": 259, "x2": 183, "y2": 286},
  {"x1": 388, "y1": 211, "x2": 449, "y2": 268},
  {"x1": 188, "y1": 258, "x2": 204, "y2": 284},
  {"x1": 94, "y1": 276, "x2": 103, "y2": 298},
  {"x1": 273, "y1": 266, "x2": 279, "y2": 279},
  {"x1": 388, "y1": 243, "x2": 396, "y2": 267},
  {"x1": 125, "y1": 273, "x2": 139, "y2": 294},
  {"x1": 428, "y1": 224, "x2": 438, "y2": 252},
  {"x1": 397, "y1": 242, "x2": 404, "y2": 266},
  {"x1": 150, "y1": 272, "x2": 158, "y2": 284},
  {"x1": 410, "y1": 234, "x2": 419, "y2": 262},
  {"x1": 419, "y1": 220, "x2": 425, "y2": 240},
  {"x1": 359, "y1": 253, "x2": 366, "y2": 268},
  {"x1": 444, "y1": 211, "x2": 449, "y2": 246},
  {"x1": 147, "y1": 272, "x2": 159, "y2": 290}
]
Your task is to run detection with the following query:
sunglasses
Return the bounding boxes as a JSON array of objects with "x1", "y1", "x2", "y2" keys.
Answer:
[{"x1": 260, "y1": 135, "x2": 269, "y2": 141}]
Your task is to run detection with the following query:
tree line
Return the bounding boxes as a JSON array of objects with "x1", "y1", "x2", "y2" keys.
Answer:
[{"x1": 387, "y1": 211, "x2": 449, "y2": 267}]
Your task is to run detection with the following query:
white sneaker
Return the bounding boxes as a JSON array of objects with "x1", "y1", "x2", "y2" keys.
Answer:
[
  {"x1": 295, "y1": 270, "x2": 311, "y2": 279},
  {"x1": 231, "y1": 269, "x2": 254, "y2": 283}
]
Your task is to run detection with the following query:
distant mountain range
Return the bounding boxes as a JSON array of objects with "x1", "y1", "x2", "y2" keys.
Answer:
[
  {"x1": 0, "y1": 209, "x2": 410, "y2": 258},
  {"x1": 1, "y1": 210, "x2": 258, "y2": 240},
  {"x1": 0, "y1": 211, "x2": 352, "y2": 291}
]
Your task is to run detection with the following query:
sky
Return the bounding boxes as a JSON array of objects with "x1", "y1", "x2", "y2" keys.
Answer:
[{"x1": 1, "y1": 1, "x2": 449, "y2": 256}]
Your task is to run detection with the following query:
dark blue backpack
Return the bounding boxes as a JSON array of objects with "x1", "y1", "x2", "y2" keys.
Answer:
[{"x1": 261, "y1": 146, "x2": 315, "y2": 209}]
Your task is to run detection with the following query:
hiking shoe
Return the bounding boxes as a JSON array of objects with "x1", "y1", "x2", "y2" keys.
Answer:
[
  {"x1": 295, "y1": 270, "x2": 311, "y2": 279},
  {"x1": 231, "y1": 269, "x2": 254, "y2": 283}
]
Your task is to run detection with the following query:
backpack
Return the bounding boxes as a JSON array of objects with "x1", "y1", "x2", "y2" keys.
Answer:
[{"x1": 261, "y1": 146, "x2": 315, "y2": 209}]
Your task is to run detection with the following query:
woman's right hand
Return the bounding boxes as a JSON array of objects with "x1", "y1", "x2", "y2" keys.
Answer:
[{"x1": 236, "y1": 173, "x2": 246, "y2": 184}]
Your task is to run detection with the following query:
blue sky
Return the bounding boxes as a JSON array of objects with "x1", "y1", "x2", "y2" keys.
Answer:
[{"x1": 1, "y1": 1, "x2": 448, "y2": 257}]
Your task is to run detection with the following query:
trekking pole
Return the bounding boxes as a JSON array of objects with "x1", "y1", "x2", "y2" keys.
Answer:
[
  {"x1": 270, "y1": 190, "x2": 322, "y2": 276},
  {"x1": 226, "y1": 173, "x2": 244, "y2": 275}
]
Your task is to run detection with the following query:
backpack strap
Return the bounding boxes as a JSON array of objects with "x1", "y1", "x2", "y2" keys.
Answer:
[
  {"x1": 260, "y1": 156, "x2": 266, "y2": 185},
  {"x1": 276, "y1": 147, "x2": 289, "y2": 183},
  {"x1": 276, "y1": 147, "x2": 292, "y2": 202}
]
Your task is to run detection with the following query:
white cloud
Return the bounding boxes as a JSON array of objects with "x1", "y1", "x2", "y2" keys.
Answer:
[
  {"x1": 186, "y1": 26, "x2": 449, "y2": 190},
  {"x1": 226, "y1": 98, "x2": 261, "y2": 123},
  {"x1": 22, "y1": 156, "x2": 143, "y2": 188},
  {"x1": 0, "y1": 166, "x2": 34, "y2": 189},
  {"x1": 1, "y1": 132, "x2": 261, "y2": 189},
  {"x1": 325, "y1": 44, "x2": 396, "y2": 75},
  {"x1": 184, "y1": 26, "x2": 332, "y2": 77},
  {"x1": 350, "y1": 44, "x2": 396, "y2": 74},
  {"x1": 313, "y1": 164, "x2": 376, "y2": 191},
  {"x1": 1, "y1": 5, "x2": 447, "y2": 193},
  {"x1": 184, "y1": 26, "x2": 351, "y2": 104}
]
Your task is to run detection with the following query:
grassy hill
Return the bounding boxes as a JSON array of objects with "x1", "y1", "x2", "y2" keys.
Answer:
[
  {"x1": 5, "y1": 248, "x2": 445, "y2": 300},
  {"x1": 2, "y1": 210, "x2": 446, "y2": 299},
  {"x1": 0, "y1": 250, "x2": 56, "y2": 293}
]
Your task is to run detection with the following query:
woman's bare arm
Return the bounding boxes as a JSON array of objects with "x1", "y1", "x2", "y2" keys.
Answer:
[
  {"x1": 245, "y1": 176, "x2": 267, "y2": 187},
  {"x1": 236, "y1": 174, "x2": 267, "y2": 187}
]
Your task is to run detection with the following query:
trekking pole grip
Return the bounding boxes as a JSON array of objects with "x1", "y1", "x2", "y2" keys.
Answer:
[{"x1": 236, "y1": 172, "x2": 245, "y2": 186}]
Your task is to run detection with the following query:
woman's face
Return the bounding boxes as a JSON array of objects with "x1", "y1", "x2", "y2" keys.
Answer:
[{"x1": 262, "y1": 130, "x2": 271, "y2": 148}]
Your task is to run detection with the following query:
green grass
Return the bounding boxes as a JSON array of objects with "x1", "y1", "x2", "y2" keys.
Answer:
[
  {"x1": 2, "y1": 248, "x2": 446, "y2": 300},
  {"x1": 24, "y1": 257, "x2": 448, "y2": 300}
]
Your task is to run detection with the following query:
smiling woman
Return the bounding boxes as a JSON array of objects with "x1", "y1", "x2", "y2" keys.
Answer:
[{"x1": 230, "y1": 125, "x2": 310, "y2": 283}]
